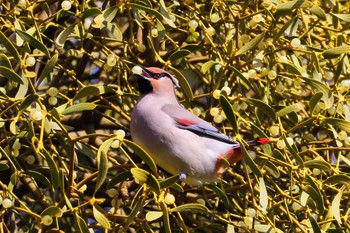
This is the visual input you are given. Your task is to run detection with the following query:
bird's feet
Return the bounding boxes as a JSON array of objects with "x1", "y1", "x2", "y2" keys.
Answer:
[{"x1": 179, "y1": 171, "x2": 188, "y2": 181}]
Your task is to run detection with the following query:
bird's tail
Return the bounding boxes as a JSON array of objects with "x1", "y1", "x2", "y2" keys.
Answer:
[{"x1": 247, "y1": 137, "x2": 270, "y2": 147}]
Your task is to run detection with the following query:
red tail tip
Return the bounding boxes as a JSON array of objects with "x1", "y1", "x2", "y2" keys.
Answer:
[{"x1": 257, "y1": 138, "x2": 269, "y2": 145}]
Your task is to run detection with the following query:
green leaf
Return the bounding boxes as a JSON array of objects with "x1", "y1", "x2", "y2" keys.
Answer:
[
  {"x1": 235, "y1": 32, "x2": 265, "y2": 56},
  {"x1": 322, "y1": 45, "x2": 350, "y2": 59},
  {"x1": 41, "y1": 206, "x2": 63, "y2": 217},
  {"x1": 145, "y1": 211, "x2": 163, "y2": 221},
  {"x1": 73, "y1": 86, "x2": 113, "y2": 101},
  {"x1": 159, "y1": 0, "x2": 176, "y2": 28},
  {"x1": 56, "y1": 24, "x2": 74, "y2": 48},
  {"x1": 81, "y1": 7, "x2": 103, "y2": 20},
  {"x1": 281, "y1": 62, "x2": 302, "y2": 75},
  {"x1": 0, "y1": 31, "x2": 21, "y2": 62},
  {"x1": 160, "y1": 201, "x2": 171, "y2": 233},
  {"x1": 125, "y1": 197, "x2": 143, "y2": 229},
  {"x1": 309, "y1": 92, "x2": 323, "y2": 115},
  {"x1": 276, "y1": 0, "x2": 313, "y2": 11},
  {"x1": 123, "y1": 139, "x2": 157, "y2": 175},
  {"x1": 16, "y1": 30, "x2": 50, "y2": 57},
  {"x1": 304, "y1": 175, "x2": 324, "y2": 212},
  {"x1": 263, "y1": 160, "x2": 280, "y2": 178},
  {"x1": 0, "y1": 66, "x2": 23, "y2": 84},
  {"x1": 75, "y1": 213, "x2": 90, "y2": 233},
  {"x1": 169, "y1": 66, "x2": 193, "y2": 100},
  {"x1": 220, "y1": 95, "x2": 238, "y2": 134},
  {"x1": 309, "y1": 5, "x2": 326, "y2": 20},
  {"x1": 242, "y1": 98, "x2": 276, "y2": 121},
  {"x1": 93, "y1": 205, "x2": 110, "y2": 229},
  {"x1": 23, "y1": 170, "x2": 51, "y2": 188},
  {"x1": 309, "y1": 215, "x2": 321, "y2": 233},
  {"x1": 331, "y1": 13, "x2": 350, "y2": 23},
  {"x1": 94, "y1": 138, "x2": 113, "y2": 195},
  {"x1": 15, "y1": 75, "x2": 29, "y2": 98},
  {"x1": 284, "y1": 136, "x2": 304, "y2": 168},
  {"x1": 19, "y1": 93, "x2": 39, "y2": 112},
  {"x1": 36, "y1": 54, "x2": 58, "y2": 88},
  {"x1": 241, "y1": 140, "x2": 263, "y2": 177},
  {"x1": 324, "y1": 174, "x2": 350, "y2": 187},
  {"x1": 131, "y1": 168, "x2": 161, "y2": 194},
  {"x1": 0, "y1": 163, "x2": 9, "y2": 171},
  {"x1": 159, "y1": 175, "x2": 179, "y2": 189},
  {"x1": 206, "y1": 183, "x2": 229, "y2": 210},
  {"x1": 276, "y1": 104, "x2": 302, "y2": 117},
  {"x1": 0, "y1": 53, "x2": 12, "y2": 68},
  {"x1": 130, "y1": 3, "x2": 163, "y2": 22},
  {"x1": 304, "y1": 160, "x2": 331, "y2": 170},
  {"x1": 107, "y1": 171, "x2": 133, "y2": 189},
  {"x1": 171, "y1": 203, "x2": 209, "y2": 213},
  {"x1": 258, "y1": 177, "x2": 268, "y2": 210},
  {"x1": 201, "y1": 61, "x2": 218, "y2": 74},
  {"x1": 229, "y1": 66, "x2": 256, "y2": 93},
  {"x1": 304, "y1": 78, "x2": 333, "y2": 108},
  {"x1": 322, "y1": 117, "x2": 350, "y2": 133},
  {"x1": 61, "y1": 103, "x2": 96, "y2": 115},
  {"x1": 103, "y1": 5, "x2": 118, "y2": 23},
  {"x1": 168, "y1": 49, "x2": 190, "y2": 62},
  {"x1": 331, "y1": 186, "x2": 344, "y2": 224},
  {"x1": 41, "y1": 150, "x2": 60, "y2": 189}
]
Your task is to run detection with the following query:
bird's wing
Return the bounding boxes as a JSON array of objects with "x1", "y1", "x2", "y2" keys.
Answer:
[{"x1": 161, "y1": 104, "x2": 239, "y2": 146}]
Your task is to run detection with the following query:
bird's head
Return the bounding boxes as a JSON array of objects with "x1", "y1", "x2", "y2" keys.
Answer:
[{"x1": 133, "y1": 67, "x2": 179, "y2": 95}]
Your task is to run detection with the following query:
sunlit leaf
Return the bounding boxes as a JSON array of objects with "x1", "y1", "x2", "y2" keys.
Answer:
[
  {"x1": 201, "y1": 61, "x2": 218, "y2": 74},
  {"x1": 94, "y1": 138, "x2": 113, "y2": 195},
  {"x1": 235, "y1": 32, "x2": 265, "y2": 56},
  {"x1": 93, "y1": 205, "x2": 110, "y2": 229},
  {"x1": 304, "y1": 160, "x2": 331, "y2": 170},
  {"x1": 56, "y1": 24, "x2": 74, "y2": 48},
  {"x1": 331, "y1": 186, "x2": 344, "y2": 224},
  {"x1": 75, "y1": 213, "x2": 90, "y2": 233},
  {"x1": 323, "y1": 45, "x2": 350, "y2": 58},
  {"x1": 41, "y1": 206, "x2": 63, "y2": 217},
  {"x1": 171, "y1": 203, "x2": 209, "y2": 213},
  {"x1": 61, "y1": 103, "x2": 96, "y2": 115},
  {"x1": 145, "y1": 211, "x2": 163, "y2": 221},
  {"x1": 324, "y1": 174, "x2": 350, "y2": 187},
  {"x1": 322, "y1": 117, "x2": 350, "y2": 133},
  {"x1": 103, "y1": 5, "x2": 118, "y2": 23},
  {"x1": 259, "y1": 177, "x2": 268, "y2": 210},
  {"x1": 309, "y1": 92, "x2": 323, "y2": 115},
  {"x1": 304, "y1": 78, "x2": 333, "y2": 108},
  {"x1": 131, "y1": 168, "x2": 161, "y2": 194},
  {"x1": 276, "y1": 0, "x2": 313, "y2": 11},
  {"x1": 81, "y1": 7, "x2": 102, "y2": 19}
]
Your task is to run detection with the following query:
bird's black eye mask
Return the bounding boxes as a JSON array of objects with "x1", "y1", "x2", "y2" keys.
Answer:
[{"x1": 144, "y1": 69, "x2": 180, "y2": 88}]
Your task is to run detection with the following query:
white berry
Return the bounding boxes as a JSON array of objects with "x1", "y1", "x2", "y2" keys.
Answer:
[{"x1": 61, "y1": 0, "x2": 71, "y2": 11}]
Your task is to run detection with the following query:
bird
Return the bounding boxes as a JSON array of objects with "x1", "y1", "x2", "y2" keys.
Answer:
[{"x1": 130, "y1": 67, "x2": 269, "y2": 186}]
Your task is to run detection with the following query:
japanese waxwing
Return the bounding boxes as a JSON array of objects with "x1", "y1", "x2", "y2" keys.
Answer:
[{"x1": 130, "y1": 67, "x2": 269, "y2": 186}]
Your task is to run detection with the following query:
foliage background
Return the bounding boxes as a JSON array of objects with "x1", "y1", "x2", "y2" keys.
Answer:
[{"x1": 0, "y1": 0, "x2": 350, "y2": 232}]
